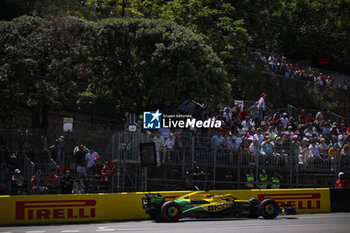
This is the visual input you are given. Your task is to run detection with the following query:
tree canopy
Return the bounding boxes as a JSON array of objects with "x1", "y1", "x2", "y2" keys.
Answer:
[
  {"x1": 1, "y1": 0, "x2": 349, "y2": 128},
  {"x1": 0, "y1": 15, "x2": 229, "y2": 127}
]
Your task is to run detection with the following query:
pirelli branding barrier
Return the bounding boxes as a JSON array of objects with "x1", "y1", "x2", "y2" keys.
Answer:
[
  {"x1": 0, "y1": 191, "x2": 187, "y2": 225},
  {"x1": 0, "y1": 188, "x2": 345, "y2": 226},
  {"x1": 210, "y1": 188, "x2": 330, "y2": 213}
]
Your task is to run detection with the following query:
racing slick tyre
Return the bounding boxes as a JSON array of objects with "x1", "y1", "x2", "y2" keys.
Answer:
[
  {"x1": 259, "y1": 199, "x2": 279, "y2": 219},
  {"x1": 161, "y1": 201, "x2": 182, "y2": 222}
]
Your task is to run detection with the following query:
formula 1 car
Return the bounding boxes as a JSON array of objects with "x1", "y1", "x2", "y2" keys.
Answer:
[{"x1": 142, "y1": 191, "x2": 288, "y2": 222}]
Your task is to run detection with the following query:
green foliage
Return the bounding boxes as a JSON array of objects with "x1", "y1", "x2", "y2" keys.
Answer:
[
  {"x1": 1, "y1": 0, "x2": 348, "y2": 122},
  {"x1": 129, "y1": 0, "x2": 251, "y2": 68},
  {"x1": 1, "y1": 15, "x2": 229, "y2": 126},
  {"x1": 276, "y1": 0, "x2": 350, "y2": 65},
  {"x1": 83, "y1": 18, "x2": 230, "y2": 113},
  {"x1": 0, "y1": 15, "x2": 88, "y2": 127},
  {"x1": 27, "y1": 0, "x2": 98, "y2": 20},
  {"x1": 303, "y1": 83, "x2": 337, "y2": 112}
]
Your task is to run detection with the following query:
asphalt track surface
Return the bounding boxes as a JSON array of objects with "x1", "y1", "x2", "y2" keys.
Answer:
[{"x1": 1, "y1": 213, "x2": 350, "y2": 233}]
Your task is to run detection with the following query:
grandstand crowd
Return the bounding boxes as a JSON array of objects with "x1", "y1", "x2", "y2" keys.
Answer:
[
  {"x1": 1, "y1": 96, "x2": 350, "y2": 194},
  {"x1": 258, "y1": 53, "x2": 349, "y2": 90},
  {"x1": 148, "y1": 97, "x2": 350, "y2": 179}
]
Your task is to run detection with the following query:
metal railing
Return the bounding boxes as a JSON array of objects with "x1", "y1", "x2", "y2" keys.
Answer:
[{"x1": 1, "y1": 130, "x2": 349, "y2": 194}]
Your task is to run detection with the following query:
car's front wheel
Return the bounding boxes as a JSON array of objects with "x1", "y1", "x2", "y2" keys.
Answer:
[
  {"x1": 161, "y1": 201, "x2": 182, "y2": 222},
  {"x1": 259, "y1": 199, "x2": 279, "y2": 219}
]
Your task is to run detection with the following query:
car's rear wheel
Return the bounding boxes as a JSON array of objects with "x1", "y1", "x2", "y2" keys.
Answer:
[
  {"x1": 161, "y1": 201, "x2": 182, "y2": 222},
  {"x1": 259, "y1": 199, "x2": 279, "y2": 219}
]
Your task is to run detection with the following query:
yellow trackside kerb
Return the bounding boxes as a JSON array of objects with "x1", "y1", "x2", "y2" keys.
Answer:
[{"x1": 0, "y1": 189, "x2": 330, "y2": 225}]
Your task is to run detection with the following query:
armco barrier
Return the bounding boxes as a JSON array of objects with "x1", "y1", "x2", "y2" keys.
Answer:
[{"x1": 0, "y1": 188, "x2": 331, "y2": 225}]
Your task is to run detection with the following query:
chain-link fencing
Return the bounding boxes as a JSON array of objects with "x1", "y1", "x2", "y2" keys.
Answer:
[{"x1": 1, "y1": 130, "x2": 349, "y2": 195}]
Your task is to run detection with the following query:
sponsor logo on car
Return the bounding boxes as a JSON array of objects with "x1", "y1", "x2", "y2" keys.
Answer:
[
  {"x1": 207, "y1": 203, "x2": 233, "y2": 211},
  {"x1": 16, "y1": 200, "x2": 96, "y2": 220},
  {"x1": 257, "y1": 193, "x2": 321, "y2": 210}
]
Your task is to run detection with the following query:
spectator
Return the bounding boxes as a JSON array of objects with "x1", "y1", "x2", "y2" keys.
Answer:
[
  {"x1": 304, "y1": 123, "x2": 315, "y2": 136},
  {"x1": 299, "y1": 138, "x2": 312, "y2": 166},
  {"x1": 266, "y1": 126, "x2": 276, "y2": 139},
  {"x1": 11, "y1": 169, "x2": 25, "y2": 195},
  {"x1": 60, "y1": 170, "x2": 74, "y2": 194},
  {"x1": 239, "y1": 107, "x2": 249, "y2": 121},
  {"x1": 257, "y1": 93, "x2": 267, "y2": 122},
  {"x1": 321, "y1": 122, "x2": 332, "y2": 135},
  {"x1": 153, "y1": 131, "x2": 166, "y2": 164},
  {"x1": 239, "y1": 138, "x2": 251, "y2": 164},
  {"x1": 298, "y1": 109, "x2": 307, "y2": 125},
  {"x1": 100, "y1": 162, "x2": 112, "y2": 192},
  {"x1": 271, "y1": 171, "x2": 282, "y2": 189},
  {"x1": 281, "y1": 113, "x2": 289, "y2": 129},
  {"x1": 268, "y1": 54, "x2": 276, "y2": 71},
  {"x1": 223, "y1": 107, "x2": 232, "y2": 126},
  {"x1": 335, "y1": 172, "x2": 349, "y2": 189},
  {"x1": 73, "y1": 143, "x2": 89, "y2": 175},
  {"x1": 260, "y1": 136, "x2": 276, "y2": 165},
  {"x1": 85, "y1": 147, "x2": 100, "y2": 179},
  {"x1": 319, "y1": 138, "x2": 329, "y2": 157},
  {"x1": 241, "y1": 116, "x2": 253, "y2": 130},
  {"x1": 165, "y1": 133, "x2": 176, "y2": 162},
  {"x1": 338, "y1": 134, "x2": 346, "y2": 148},
  {"x1": 50, "y1": 136, "x2": 64, "y2": 168},
  {"x1": 212, "y1": 130, "x2": 225, "y2": 148},
  {"x1": 46, "y1": 168, "x2": 59, "y2": 194},
  {"x1": 173, "y1": 133, "x2": 184, "y2": 151},
  {"x1": 253, "y1": 128, "x2": 264, "y2": 146},
  {"x1": 31, "y1": 170, "x2": 47, "y2": 194},
  {"x1": 315, "y1": 111, "x2": 326, "y2": 126},
  {"x1": 258, "y1": 169, "x2": 268, "y2": 189},
  {"x1": 272, "y1": 113, "x2": 281, "y2": 127},
  {"x1": 245, "y1": 169, "x2": 254, "y2": 189},
  {"x1": 309, "y1": 139, "x2": 321, "y2": 167},
  {"x1": 72, "y1": 173, "x2": 85, "y2": 194},
  {"x1": 92, "y1": 158, "x2": 103, "y2": 192},
  {"x1": 159, "y1": 127, "x2": 172, "y2": 139},
  {"x1": 329, "y1": 124, "x2": 339, "y2": 137},
  {"x1": 306, "y1": 113, "x2": 314, "y2": 124}
]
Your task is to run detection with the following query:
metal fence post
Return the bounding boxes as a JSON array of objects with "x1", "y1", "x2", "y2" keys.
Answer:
[
  {"x1": 191, "y1": 135, "x2": 195, "y2": 169},
  {"x1": 213, "y1": 143, "x2": 216, "y2": 190},
  {"x1": 237, "y1": 151, "x2": 241, "y2": 189},
  {"x1": 116, "y1": 132, "x2": 121, "y2": 192}
]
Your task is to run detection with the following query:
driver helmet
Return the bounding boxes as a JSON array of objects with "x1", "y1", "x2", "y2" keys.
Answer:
[{"x1": 338, "y1": 172, "x2": 344, "y2": 178}]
